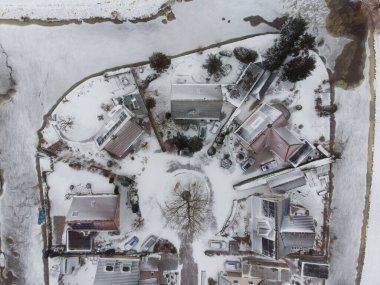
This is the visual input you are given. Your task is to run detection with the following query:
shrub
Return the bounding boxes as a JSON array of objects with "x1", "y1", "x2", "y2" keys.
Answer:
[
  {"x1": 233, "y1": 47, "x2": 258, "y2": 64},
  {"x1": 282, "y1": 55, "x2": 316, "y2": 83},
  {"x1": 202, "y1": 54, "x2": 223, "y2": 76},
  {"x1": 149, "y1": 52, "x2": 171, "y2": 73},
  {"x1": 188, "y1": 137, "x2": 203, "y2": 152},
  {"x1": 145, "y1": 97, "x2": 156, "y2": 110},
  {"x1": 168, "y1": 133, "x2": 203, "y2": 154},
  {"x1": 207, "y1": 146, "x2": 216, "y2": 156}
]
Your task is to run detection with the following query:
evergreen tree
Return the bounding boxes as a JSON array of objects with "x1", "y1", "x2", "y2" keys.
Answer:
[
  {"x1": 202, "y1": 54, "x2": 223, "y2": 76},
  {"x1": 282, "y1": 55, "x2": 316, "y2": 83},
  {"x1": 291, "y1": 33, "x2": 316, "y2": 56},
  {"x1": 145, "y1": 97, "x2": 156, "y2": 110},
  {"x1": 279, "y1": 16, "x2": 308, "y2": 45},
  {"x1": 149, "y1": 52, "x2": 171, "y2": 73}
]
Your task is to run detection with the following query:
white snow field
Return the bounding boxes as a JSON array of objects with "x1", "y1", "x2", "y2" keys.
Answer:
[
  {"x1": 0, "y1": 0, "x2": 169, "y2": 21},
  {"x1": 327, "y1": 44, "x2": 372, "y2": 284},
  {"x1": 361, "y1": 33, "x2": 380, "y2": 284}
]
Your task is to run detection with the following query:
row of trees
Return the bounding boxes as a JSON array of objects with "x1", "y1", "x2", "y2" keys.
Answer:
[{"x1": 264, "y1": 16, "x2": 317, "y2": 82}]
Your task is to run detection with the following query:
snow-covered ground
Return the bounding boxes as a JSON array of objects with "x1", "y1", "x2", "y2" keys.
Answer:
[
  {"x1": 0, "y1": 0, "x2": 285, "y2": 21},
  {"x1": 327, "y1": 45, "x2": 372, "y2": 285},
  {"x1": 0, "y1": 0, "x2": 169, "y2": 21},
  {"x1": 360, "y1": 33, "x2": 380, "y2": 284}
]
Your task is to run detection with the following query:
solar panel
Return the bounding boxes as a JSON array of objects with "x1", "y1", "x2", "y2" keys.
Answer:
[
  {"x1": 262, "y1": 200, "x2": 275, "y2": 218},
  {"x1": 262, "y1": 237, "x2": 275, "y2": 257}
]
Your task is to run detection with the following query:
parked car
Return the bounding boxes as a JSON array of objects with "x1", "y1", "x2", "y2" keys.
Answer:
[
  {"x1": 224, "y1": 260, "x2": 241, "y2": 272},
  {"x1": 241, "y1": 156, "x2": 255, "y2": 172},
  {"x1": 140, "y1": 235, "x2": 158, "y2": 252},
  {"x1": 199, "y1": 122, "x2": 207, "y2": 140},
  {"x1": 260, "y1": 160, "x2": 278, "y2": 172},
  {"x1": 208, "y1": 240, "x2": 227, "y2": 250},
  {"x1": 124, "y1": 236, "x2": 139, "y2": 251},
  {"x1": 209, "y1": 121, "x2": 221, "y2": 134}
]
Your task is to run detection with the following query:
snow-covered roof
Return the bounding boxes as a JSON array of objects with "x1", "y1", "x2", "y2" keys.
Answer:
[
  {"x1": 171, "y1": 84, "x2": 223, "y2": 120},
  {"x1": 267, "y1": 170, "x2": 306, "y2": 193},
  {"x1": 272, "y1": 127, "x2": 303, "y2": 145},
  {"x1": 171, "y1": 84, "x2": 223, "y2": 101},
  {"x1": 94, "y1": 258, "x2": 140, "y2": 285},
  {"x1": 280, "y1": 216, "x2": 315, "y2": 233},
  {"x1": 235, "y1": 103, "x2": 284, "y2": 144},
  {"x1": 66, "y1": 195, "x2": 119, "y2": 222},
  {"x1": 104, "y1": 120, "x2": 144, "y2": 158}
]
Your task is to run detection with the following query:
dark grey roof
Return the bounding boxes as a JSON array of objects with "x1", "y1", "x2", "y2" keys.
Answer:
[
  {"x1": 171, "y1": 84, "x2": 223, "y2": 120},
  {"x1": 94, "y1": 258, "x2": 140, "y2": 285},
  {"x1": 104, "y1": 120, "x2": 144, "y2": 158},
  {"x1": 302, "y1": 262, "x2": 329, "y2": 279}
]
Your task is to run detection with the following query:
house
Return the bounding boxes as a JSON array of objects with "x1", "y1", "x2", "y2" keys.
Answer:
[
  {"x1": 66, "y1": 195, "x2": 120, "y2": 231},
  {"x1": 234, "y1": 103, "x2": 310, "y2": 167},
  {"x1": 170, "y1": 84, "x2": 223, "y2": 120},
  {"x1": 235, "y1": 62, "x2": 278, "y2": 100},
  {"x1": 95, "y1": 105, "x2": 144, "y2": 158},
  {"x1": 250, "y1": 195, "x2": 315, "y2": 259}
]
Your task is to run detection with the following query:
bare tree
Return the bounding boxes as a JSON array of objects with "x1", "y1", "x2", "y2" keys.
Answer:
[
  {"x1": 162, "y1": 179, "x2": 210, "y2": 240},
  {"x1": 57, "y1": 116, "x2": 74, "y2": 133}
]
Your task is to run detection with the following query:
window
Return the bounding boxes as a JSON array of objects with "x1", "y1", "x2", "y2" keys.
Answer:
[
  {"x1": 262, "y1": 238, "x2": 275, "y2": 257},
  {"x1": 262, "y1": 200, "x2": 275, "y2": 218},
  {"x1": 121, "y1": 264, "x2": 131, "y2": 272},
  {"x1": 71, "y1": 211, "x2": 79, "y2": 217},
  {"x1": 105, "y1": 263, "x2": 115, "y2": 272}
]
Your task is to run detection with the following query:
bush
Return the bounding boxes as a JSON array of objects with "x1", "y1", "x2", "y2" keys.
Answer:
[
  {"x1": 202, "y1": 54, "x2": 223, "y2": 76},
  {"x1": 168, "y1": 133, "x2": 203, "y2": 154},
  {"x1": 145, "y1": 97, "x2": 156, "y2": 110},
  {"x1": 149, "y1": 52, "x2": 171, "y2": 73},
  {"x1": 208, "y1": 278, "x2": 217, "y2": 285},
  {"x1": 207, "y1": 146, "x2": 216, "y2": 156},
  {"x1": 233, "y1": 47, "x2": 258, "y2": 64},
  {"x1": 282, "y1": 55, "x2": 316, "y2": 83},
  {"x1": 188, "y1": 137, "x2": 203, "y2": 153}
]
